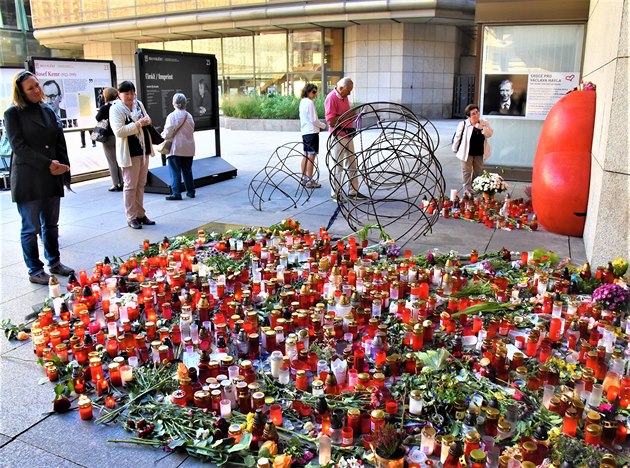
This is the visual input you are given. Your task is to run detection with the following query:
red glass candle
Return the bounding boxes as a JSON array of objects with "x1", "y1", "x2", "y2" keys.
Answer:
[
  {"x1": 584, "y1": 424, "x2": 602, "y2": 446},
  {"x1": 342, "y1": 426, "x2": 354, "y2": 447},
  {"x1": 78, "y1": 395, "x2": 93, "y2": 420},
  {"x1": 270, "y1": 404, "x2": 282, "y2": 426}
]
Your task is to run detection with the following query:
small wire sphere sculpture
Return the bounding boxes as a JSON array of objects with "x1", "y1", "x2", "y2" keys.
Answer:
[
  {"x1": 325, "y1": 102, "x2": 445, "y2": 239},
  {"x1": 248, "y1": 141, "x2": 320, "y2": 211}
]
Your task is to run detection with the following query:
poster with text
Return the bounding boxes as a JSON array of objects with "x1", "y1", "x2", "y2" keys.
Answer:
[
  {"x1": 525, "y1": 72, "x2": 580, "y2": 119},
  {"x1": 136, "y1": 49, "x2": 218, "y2": 132},
  {"x1": 28, "y1": 58, "x2": 116, "y2": 130},
  {"x1": 1, "y1": 67, "x2": 24, "y2": 130}
]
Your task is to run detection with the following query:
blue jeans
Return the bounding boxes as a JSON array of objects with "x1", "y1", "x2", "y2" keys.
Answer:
[
  {"x1": 16, "y1": 197, "x2": 61, "y2": 275},
  {"x1": 168, "y1": 156, "x2": 195, "y2": 197}
]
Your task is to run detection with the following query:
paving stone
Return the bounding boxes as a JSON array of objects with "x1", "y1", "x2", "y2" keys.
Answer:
[
  {"x1": 0, "y1": 343, "x2": 55, "y2": 437},
  {"x1": 0, "y1": 439, "x2": 82, "y2": 468},
  {"x1": 18, "y1": 411, "x2": 187, "y2": 468}
]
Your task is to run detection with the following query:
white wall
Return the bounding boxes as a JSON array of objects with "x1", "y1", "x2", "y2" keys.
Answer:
[
  {"x1": 582, "y1": 0, "x2": 630, "y2": 266},
  {"x1": 345, "y1": 23, "x2": 459, "y2": 118}
]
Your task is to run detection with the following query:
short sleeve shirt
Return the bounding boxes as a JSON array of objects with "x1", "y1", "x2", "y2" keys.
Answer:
[{"x1": 325, "y1": 89, "x2": 352, "y2": 131}]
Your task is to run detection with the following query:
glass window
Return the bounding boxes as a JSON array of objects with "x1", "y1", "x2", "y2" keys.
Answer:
[
  {"x1": 254, "y1": 32, "x2": 287, "y2": 73},
  {"x1": 164, "y1": 40, "x2": 192, "y2": 52},
  {"x1": 289, "y1": 30, "x2": 322, "y2": 72},
  {"x1": 1, "y1": 0, "x2": 19, "y2": 28},
  {"x1": 289, "y1": 72, "x2": 322, "y2": 98},
  {"x1": 223, "y1": 35, "x2": 254, "y2": 75},
  {"x1": 324, "y1": 29, "x2": 343, "y2": 72},
  {"x1": 481, "y1": 24, "x2": 584, "y2": 168}
]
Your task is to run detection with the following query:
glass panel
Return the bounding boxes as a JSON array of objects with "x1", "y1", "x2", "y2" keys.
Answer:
[
  {"x1": 289, "y1": 72, "x2": 322, "y2": 98},
  {"x1": 289, "y1": 30, "x2": 322, "y2": 72},
  {"x1": 223, "y1": 75, "x2": 256, "y2": 96},
  {"x1": 324, "y1": 29, "x2": 343, "y2": 72},
  {"x1": 0, "y1": 30, "x2": 27, "y2": 64},
  {"x1": 1, "y1": 0, "x2": 19, "y2": 28},
  {"x1": 223, "y1": 36, "x2": 254, "y2": 75},
  {"x1": 140, "y1": 42, "x2": 165, "y2": 50},
  {"x1": 164, "y1": 40, "x2": 192, "y2": 52},
  {"x1": 481, "y1": 24, "x2": 584, "y2": 168},
  {"x1": 254, "y1": 32, "x2": 287, "y2": 73}
]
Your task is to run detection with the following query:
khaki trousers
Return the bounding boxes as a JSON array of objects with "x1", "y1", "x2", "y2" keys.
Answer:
[
  {"x1": 329, "y1": 135, "x2": 358, "y2": 197},
  {"x1": 461, "y1": 156, "x2": 484, "y2": 194},
  {"x1": 122, "y1": 155, "x2": 149, "y2": 222}
]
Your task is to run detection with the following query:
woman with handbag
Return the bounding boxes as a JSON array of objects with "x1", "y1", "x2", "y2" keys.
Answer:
[
  {"x1": 95, "y1": 87, "x2": 123, "y2": 191},
  {"x1": 109, "y1": 80, "x2": 156, "y2": 229},
  {"x1": 161, "y1": 93, "x2": 195, "y2": 200}
]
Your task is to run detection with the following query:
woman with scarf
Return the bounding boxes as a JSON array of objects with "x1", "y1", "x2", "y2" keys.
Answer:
[{"x1": 109, "y1": 81, "x2": 156, "y2": 229}]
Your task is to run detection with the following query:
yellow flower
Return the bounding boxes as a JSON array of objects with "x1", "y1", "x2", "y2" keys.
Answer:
[{"x1": 245, "y1": 412, "x2": 254, "y2": 432}]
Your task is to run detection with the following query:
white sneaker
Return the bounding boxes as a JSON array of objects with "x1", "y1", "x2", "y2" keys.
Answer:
[{"x1": 305, "y1": 180, "x2": 321, "y2": 189}]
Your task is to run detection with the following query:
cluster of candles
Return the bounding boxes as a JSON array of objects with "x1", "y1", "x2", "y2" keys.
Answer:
[
  {"x1": 423, "y1": 191, "x2": 538, "y2": 231},
  {"x1": 31, "y1": 225, "x2": 629, "y2": 465}
]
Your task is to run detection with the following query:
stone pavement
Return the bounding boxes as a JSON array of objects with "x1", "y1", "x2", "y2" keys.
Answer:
[{"x1": 0, "y1": 121, "x2": 585, "y2": 467}]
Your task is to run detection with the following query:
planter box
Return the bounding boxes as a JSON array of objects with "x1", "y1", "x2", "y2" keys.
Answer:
[{"x1": 220, "y1": 116, "x2": 300, "y2": 132}]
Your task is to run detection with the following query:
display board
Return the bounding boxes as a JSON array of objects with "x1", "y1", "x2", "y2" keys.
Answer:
[
  {"x1": 481, "y1": 72, "x2": 579, "y2": 120},
  {"x1": 1, "y1": 67, "x2": 25, "y2": 130},
  {"x1": 135, "y1": 49, "x2": 219, "y2": 132},
  {"x1": 27, "y1": 58, "x2": 117, "y2": 131}
]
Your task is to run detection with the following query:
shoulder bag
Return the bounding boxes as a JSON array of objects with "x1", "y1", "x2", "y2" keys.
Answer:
[
  {"x1": 155, "y1": 114, "x2": 187, "y2": 155},
  {"x1": 91, "y1": 119, "x2": 109, "y2": 143}
]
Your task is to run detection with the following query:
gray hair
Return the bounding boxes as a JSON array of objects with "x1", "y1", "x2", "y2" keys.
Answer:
[
  {"x1": 173, "y1": 93, "x2": 187, "y2": 109},
  {"x1": 337, "y1": 77, "x2": 353, "y2": 89}
]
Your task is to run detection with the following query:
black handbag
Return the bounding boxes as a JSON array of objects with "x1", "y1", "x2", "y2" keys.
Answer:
[
  {"x1": 90, "y1": 120, "x2": 109, "y2": 143},
  {"x1": 146, "y1": 124, "x2": 164, "y2": 145}
]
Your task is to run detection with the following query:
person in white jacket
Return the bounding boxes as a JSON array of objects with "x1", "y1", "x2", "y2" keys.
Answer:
[
  {"x1": 451, "y1": 104, "x2": 494, "y2": 195},
  {"x1": 161, "y1": 93, "x2": 195, "y2": 201},
  {"x1": 109, "y1": 81, "x2": 155, "y2": 230},
  {"x1": 299, "y1": 83, "x2": 327, "y2": 188}
]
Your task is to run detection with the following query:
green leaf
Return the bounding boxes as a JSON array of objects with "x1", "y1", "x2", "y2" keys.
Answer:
[
  {"x1": 243, "y1": 454, "x2": 256, "y2": 467},
  {"x1": 168, "y1": 438, "x2": 187, "y2": 449}
]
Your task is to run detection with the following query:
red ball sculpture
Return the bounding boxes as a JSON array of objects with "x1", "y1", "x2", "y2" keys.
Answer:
[{"x1": 532, "y1": 89, "x2": 596, "y2": 237}]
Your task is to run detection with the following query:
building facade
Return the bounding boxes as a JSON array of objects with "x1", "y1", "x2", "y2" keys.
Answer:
[{"x1": 25, "y1": 0, "x2": 477, "y2": 119}]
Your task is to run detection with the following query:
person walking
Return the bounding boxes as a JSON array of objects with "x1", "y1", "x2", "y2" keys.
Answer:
[
  {"x1": 451, "y1": 104, "x2": 494, "y2": 195},
  {"x1": 299, "y1": 83, "x2": 326, "y2": 189},
  {"x1": 3, "y1": 70, "x2": 74, "y2": 284},
  {"x1": 95, "y1": 87, "x2": 123, "y2": 191},
  {"x1": 324, "y1": 77, "x2": 361, "y2": 199},
  {"x1": 161, "y1": 93, "x2": 196, "y2": 200},
  {"x1": 109, "y1": 80, "x2": 156, "y2": 229}
]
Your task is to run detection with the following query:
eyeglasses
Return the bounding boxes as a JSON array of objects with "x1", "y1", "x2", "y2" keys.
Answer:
[{"x1": 310, "y1": 90, "x2": 318, "y2": 95}]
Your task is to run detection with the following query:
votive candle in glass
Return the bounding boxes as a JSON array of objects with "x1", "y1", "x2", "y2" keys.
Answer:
[
  {"x1": 269, "y1": 404, "x2": 282, "y2": 426},
  {"x1": 78, "y1": 395, "x2": 93, "y2": 420},
  {"x1": 120, "y1": 364, "x2": 133, "y2": 384},
  {"x1": 220, "y1": 398, "x2": 232, "y2": 418}
]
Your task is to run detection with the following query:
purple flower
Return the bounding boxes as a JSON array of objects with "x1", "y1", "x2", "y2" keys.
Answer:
[{"x1": 592, "y1": 283, "x2": 629, "y2": 310}]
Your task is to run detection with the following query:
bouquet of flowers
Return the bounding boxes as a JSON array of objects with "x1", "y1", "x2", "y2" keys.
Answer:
[
  {"x1": 473, "y1": 171, "x2": 509, "y2": 194},
  {"x1": 592, "y1": 283, "x2": 629, "y2": 311}
]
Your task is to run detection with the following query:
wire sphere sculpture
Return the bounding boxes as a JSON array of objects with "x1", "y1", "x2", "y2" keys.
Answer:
[
  {"x1": 248, "y1": 141, "x2": 320, "y2": 211},
  {"x1": 325, "y1": 102, "x2": 445, "y2": 240}
]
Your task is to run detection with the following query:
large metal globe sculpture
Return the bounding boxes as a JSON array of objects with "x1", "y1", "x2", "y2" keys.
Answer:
[{"x1": 325, "y1": 102, "x2": 445, "y2": 239}]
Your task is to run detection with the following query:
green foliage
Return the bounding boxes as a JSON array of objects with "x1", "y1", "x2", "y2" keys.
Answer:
[{"x1": 221, "y1": 94, "x2": 326, "y2": 120}]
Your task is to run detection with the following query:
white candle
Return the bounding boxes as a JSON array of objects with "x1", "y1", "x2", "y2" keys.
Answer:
[
  {"x1": 450, "y1": 188, "x2": 458, "y2": 201},
  {"x1": 120, "y1": 365, "x2": 133, "y2": 384},
  {"x1": 220, "y1": 399, "x2": 232, "y2": 418}
]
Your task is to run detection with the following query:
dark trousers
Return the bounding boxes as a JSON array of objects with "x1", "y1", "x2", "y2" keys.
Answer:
[
  {"x1": 16, "y1": 197, "x2": 61, "y2": 275},
  {"x1": 168, "y1": 156, "x2": 195, "y2": 197}
]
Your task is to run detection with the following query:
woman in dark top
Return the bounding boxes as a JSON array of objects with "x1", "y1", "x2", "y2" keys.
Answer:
[
  {"x1": 95, "y1": 87, "x2": 123, "y2": 191},
  {"x1": 451, "y1": 104, "x2": 494, "y2": 195},
  {"x1": 3, "y1": 71, "x2": 74, "y2": 284}
]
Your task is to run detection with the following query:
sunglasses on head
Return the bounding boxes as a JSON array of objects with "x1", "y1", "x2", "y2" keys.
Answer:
[{"x1": 16, "y1": 70, "x2": 34, "y2": 82}]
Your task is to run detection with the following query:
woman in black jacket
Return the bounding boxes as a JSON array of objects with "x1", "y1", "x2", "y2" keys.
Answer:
[
  {"x1": 95, "y1": 87, "x2": 123, "y2": 191},
  {"x1": 3, "y1": 71, "x2": 74, "y2": 284}
]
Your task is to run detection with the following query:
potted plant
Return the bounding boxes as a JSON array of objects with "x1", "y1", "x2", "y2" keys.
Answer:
[
  {"x1": 472, "y1": 171, "x2": 509, "y2": 200},
  {"x1": 371, "y1": 423, "x2": 406, "y2": 468}
]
